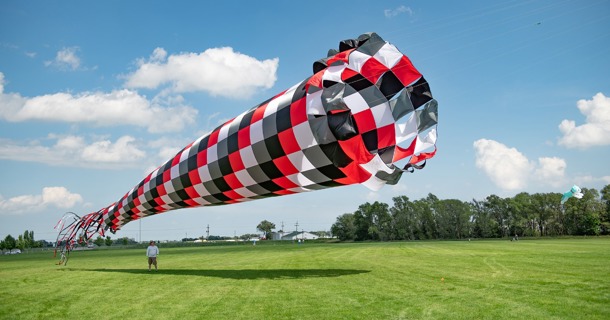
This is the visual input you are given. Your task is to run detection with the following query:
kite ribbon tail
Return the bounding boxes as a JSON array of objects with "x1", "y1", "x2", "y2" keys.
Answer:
[
  {"x1": 54, "y1": 210, "x2": 105, "y2": 265},
  {"x1": 403, "y1": 149, "x2": 437, "y2": 173}
]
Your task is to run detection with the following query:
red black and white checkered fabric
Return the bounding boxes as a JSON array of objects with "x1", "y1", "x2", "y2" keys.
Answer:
[{"x1": 91, "y1": 33, "x2": 438, "y2": 232}]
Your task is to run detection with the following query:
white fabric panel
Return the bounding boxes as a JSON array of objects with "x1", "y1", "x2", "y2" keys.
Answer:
[
  {"x1": 395, "y1": 112, "x2": 418, "y2": 144},
  {"x1": 323, "y1": 64, "x2": 346, "y2": 83},
  {"x1": 344, "y1": 91, "x2": 370, "y2": 114},
  {"x1": 238, "y1": 145, "x2": 258, "y2": 169},
  {"x1": 306, "y1": 90, "x2": 324, "y2": 115},
  {"x1": 292, "y1": 122, "x2": 317, "y2": 149},
  {"x1": 373, "y1": 43, "x2": 403, "y2": 68},
  {"x1": 347, "y1": 50, "x2": 370, "y2": 72},
  {"x1": 370, "y1": 102, "x2": 394, "y2": 128},
  {"x1": 414, "y1": 128, "x2": 437, "y2": 154},
  {"x1": 249, "y1": 118, "x2": 264, "y2": 144}
]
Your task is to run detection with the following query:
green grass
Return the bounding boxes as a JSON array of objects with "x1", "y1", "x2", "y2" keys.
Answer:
[{"x1": 1, "y1": 238, "x2": 609, "y2": 319}]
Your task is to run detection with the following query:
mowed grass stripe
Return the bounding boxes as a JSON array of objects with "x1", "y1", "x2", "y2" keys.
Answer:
[{"x1": 1, "y1": 238, "x2": 609, "y2": 319}]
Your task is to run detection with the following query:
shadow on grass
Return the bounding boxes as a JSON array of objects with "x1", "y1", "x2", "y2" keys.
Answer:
[{"x1": 64, "y1": 268, "x2": 370, "y2": 279}]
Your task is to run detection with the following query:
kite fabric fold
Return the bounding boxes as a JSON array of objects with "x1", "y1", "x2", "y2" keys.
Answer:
[{"x1": 55, "y1": 32, "x2": 439, "y2": 262}]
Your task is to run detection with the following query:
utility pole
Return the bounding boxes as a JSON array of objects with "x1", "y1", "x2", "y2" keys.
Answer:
[{"x1": 206, "y1": 224, "x2": 209, "y2": 240}]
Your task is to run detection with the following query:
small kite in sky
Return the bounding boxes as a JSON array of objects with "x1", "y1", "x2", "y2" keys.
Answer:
[
  {"x1": 560, "y1": 185, "x2": 583, "y2": 205},
  {"x1": 55, "y1": 32, "x2": 439, "y2": 264}
]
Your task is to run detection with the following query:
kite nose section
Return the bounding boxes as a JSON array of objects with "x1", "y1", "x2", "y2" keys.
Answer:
[
  {"x1": 392, "y1": 95, "x2": 438, "y2": 164},
  {"x1": 304, "y1": 33, "x2": 439, "y2": 189}
]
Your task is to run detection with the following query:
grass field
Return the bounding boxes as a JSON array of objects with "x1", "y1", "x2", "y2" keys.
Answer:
[{"x1": 1, "y1": 238, "x2": 609, "y2": 319}]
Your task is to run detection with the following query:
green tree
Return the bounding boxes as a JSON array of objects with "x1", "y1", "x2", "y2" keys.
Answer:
[
  {"x1": 600, "y1": 184, "x2": 610, "y2": 234},
  {"x1": 256, "y1": 220, "x2": 275, "y2": 239},
  {"x1": 3, "y1": 235, "x2": 16, "y2": 251},
  {"x1": 485, "y1": 195, "x2": 511, "y2": 238},
  {"x1": 16, "y1": 234, "x2": 25, "y2": 251},
  {"x1": 433, "y1": 199, "x2": 472, "y2": 239},
  {"x1": 471, "y1": 198, "x2": 499, "y2": 238},
  {"x1": 240, "y1": 233, "x2": 260, "y2": 240},
  {"x1": 105, "y1": 236, "x2": 113, "y2": 246},
  {"x1": 564, "y1": 188, "x2": 603, "y2": 235},
  {"x1": 22, "y1": 230, "x2": 34, "y2": 251},
  {"x1": 390, "y1": 196, "x2": 416, "y2": 240},
  {"x1": 508, "y1": 192, "x2": 532, "y2": 237},
  {"x1": 581, "y1": 187, "x2": 604, "y2": 235},
  {"x1": 354, "y1": 201, "x2": 391, "y2": 241},
  {"x1": 331, "y1": 213, "x2": 356, "y2": 241},
  {"x1": 29, "y1": 231, "x2": 38, "y2": 248},
  {"x1": 94, "y1": 236, "x2": 105, "y2": 247},
  {"x1": 415, "y1": 195, "x2": 438, "y2": 239}
]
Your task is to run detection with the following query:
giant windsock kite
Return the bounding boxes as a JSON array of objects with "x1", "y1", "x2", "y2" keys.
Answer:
[{"x1": 55, "y1": 32, "x2": 439, "y2": 264}]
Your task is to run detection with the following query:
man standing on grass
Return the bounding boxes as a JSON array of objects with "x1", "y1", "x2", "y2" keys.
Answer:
[{"x1": 147, "y1": 241, "x2": 159, "y2": 271}]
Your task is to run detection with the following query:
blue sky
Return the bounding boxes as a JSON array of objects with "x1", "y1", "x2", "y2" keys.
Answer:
[{"x1": 1, "y1": 0, "x2": 609, "y2": 242}]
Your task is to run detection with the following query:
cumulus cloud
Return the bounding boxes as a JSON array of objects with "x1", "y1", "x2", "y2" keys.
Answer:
[
  {"x1": 574, "y1": 175, "x2": 610, "y2": 185},
  {"x1": 123, "y1": 47, "x2": 279, "y2": 99},
  {"x1": 474, "y1": 139, "x2": 532, "y2": 190},
  {"x1": 0, "y1": 73, "x2": 197, "y2": 133},
  {"x1": 473, "y1": 139, "x2": 567, "y2": 190},
  {"x1": 558, "y1": 92, "x2": 610, "y2": 148},
  {"x1": 0, "y1": 187, "x2": 83, "y2": 214},
  {"x1": 366, "y1": 191, "x2": 380, "y2": 202},
  {"x1": 45, "y1": 47, "x2": 81, "y2": 70},
  {"x1": 81, "y1": 136, "x2": 146, "y2": 163},
  {"x1": 0, "y1": 135, "x2": 146, "y2": 169},
  {"x1": 534, "y1": 157, "x2": 566, "y2": 187},
  {"x1": 384, "y1": 5, "x2": 413, "y2": 18}
]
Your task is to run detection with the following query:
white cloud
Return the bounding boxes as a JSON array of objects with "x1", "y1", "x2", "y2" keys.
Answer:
[
  {"x1": 384, "y1": 5, "x2": 413, "y2": 18},
  {"x1": 473, "y1": 139, "x2": 568, "y2": 190},
  {"x1": 474, "y1": 139, "x2": 532, "y2": 190},
  {"x1": 558, "y1": 92, "x2": 610, "y2": 148},
  {"x1": 0, "y1": 135, "x2": 147, "y2": 169},
  {"x1": 574, "y1": 175, "x2": 610, "y2": 185},
  {"x1": 42, "y1": 187, "x2": 83, "y2": 208},
  {"x1": 45, "y1": 47, "x2": 81, "y2": 70},
  {"x1": 149, "y1": 47, "x2": 167, "y2": 62},
  {"x1": 81, "y1": 136, "x2": 146, "y2": 163},
  {"x1": 534, "y1": 157, "x2": 566, "y2": 187},
  {"x1": 0, "y1": 187, "x2": 83, "y2": 214},
  {"x1": 366, "y1": 191, "x2": 380, "y2": 202},
  {"x1": 0, "y1": 73, "x2": 197, "y2": 133},
  {"x1": 157, "y1": 146, "x2": 181, "y2": 162},
  {"x1": 123, "y1": 47, "x2": 279, "y2": 99}
]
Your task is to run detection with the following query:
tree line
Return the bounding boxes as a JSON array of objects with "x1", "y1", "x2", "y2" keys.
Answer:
[
  {"x1": 1, "y1": 230, "x2": 45, "y2": 253},
  {"x1": 0, "y1": 231, "x2": 139, "y2": 253},
  {"x1": 331, "y1": 185, "x2": 610, "y2": 241}
]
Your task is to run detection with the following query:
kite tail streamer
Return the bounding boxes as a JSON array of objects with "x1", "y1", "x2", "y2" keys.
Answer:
[{"x1": 54, "y1": 211, "x2": 105, "y2": 265}]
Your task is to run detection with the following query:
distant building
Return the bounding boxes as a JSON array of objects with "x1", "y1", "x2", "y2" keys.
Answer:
[{"x1": 271, "y1": 231, "x2": 319, "y2": 241}]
